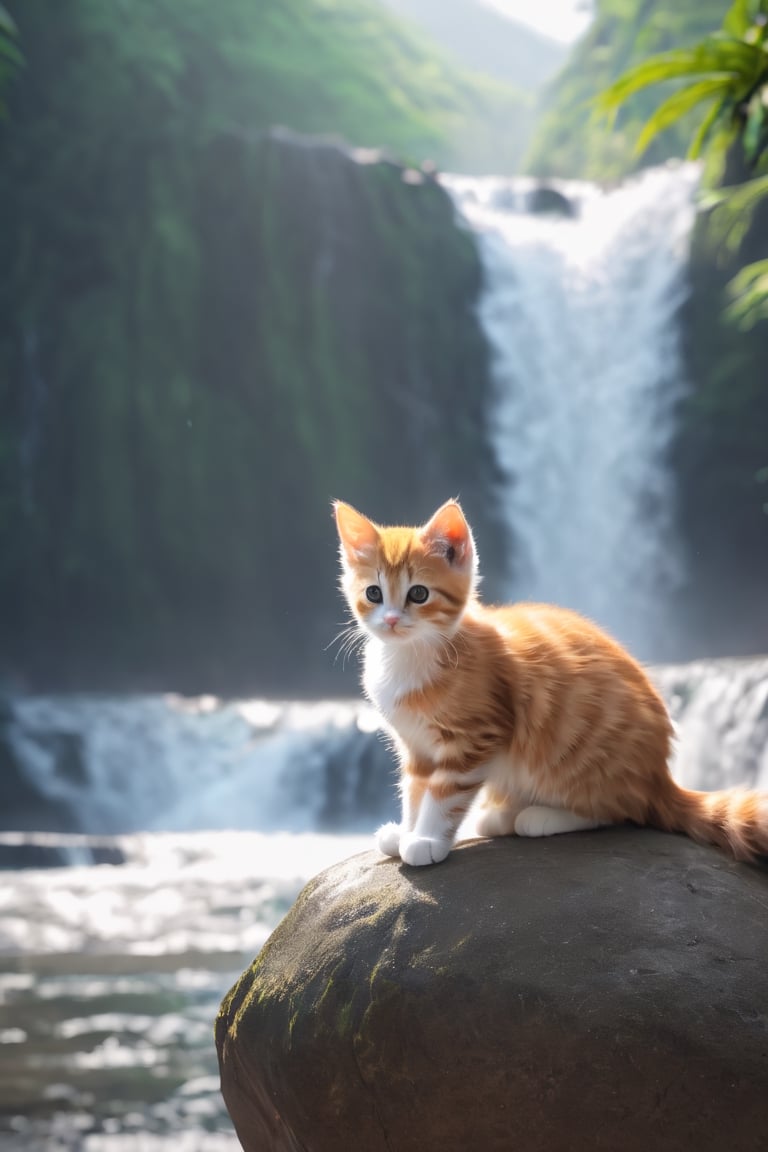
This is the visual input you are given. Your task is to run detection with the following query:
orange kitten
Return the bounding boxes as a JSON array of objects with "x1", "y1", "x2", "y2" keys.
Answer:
[{"x1": 334, "y1": 498, "x2": 768, "y2": 867}]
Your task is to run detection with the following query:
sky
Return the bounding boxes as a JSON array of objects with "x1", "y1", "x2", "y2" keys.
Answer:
[{"x1": 481, "y1": 0, "x2": 594, "y2": 44}]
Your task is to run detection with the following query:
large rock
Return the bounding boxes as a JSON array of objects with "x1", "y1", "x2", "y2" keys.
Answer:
[{"x1": 216, "y1": 829, "x2": 768, "y2": 1151}]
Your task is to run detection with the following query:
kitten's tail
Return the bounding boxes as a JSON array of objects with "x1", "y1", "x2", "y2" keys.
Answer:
[{"x1": 650, "y1": 780, "x2": 768, "y2": 863}]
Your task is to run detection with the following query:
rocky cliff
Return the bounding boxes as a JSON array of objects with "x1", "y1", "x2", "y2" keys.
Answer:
[
  {"x1": 0, "y1": 0, "x2": 518, "y2": 695},
  {"x1": 0, "y1": 126, "x2": 501, "y2": 694}
]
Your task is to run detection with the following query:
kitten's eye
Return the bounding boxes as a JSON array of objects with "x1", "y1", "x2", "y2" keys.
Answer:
[
  {"x1": 365, "y1": 585, "x2": 383, "y2": 603},
  {"x1": 407, "y1": 585, "x2": 429, "y2": 604}
]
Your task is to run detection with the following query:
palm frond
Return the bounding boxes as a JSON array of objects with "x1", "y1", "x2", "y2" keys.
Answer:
[
  {"x1": 596, "y1": 37, "x2": 768, "y2": 122},
  {"x1": 723, "y1": 0, "x2": 760, "y2": 38},
  {"x1": 699, "y1": 172, "x2": 768, "y2": 212},
  {"x1": 698, "y1": 173, "x2": 768, "y2": 256},
  {"x1": 689, "y1": 92, "x2": 734, "y2": 156},
  {"x1": 725, "y1": 258, "x2": 768, "y2": 327},
  {"x1": 633, "y1": 78, "x2": 731, "y2": 156}
]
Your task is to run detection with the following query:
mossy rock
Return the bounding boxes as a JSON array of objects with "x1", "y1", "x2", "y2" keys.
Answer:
[{"x1": 216, "y1": 829, "x2": 768, "y2": 1151}]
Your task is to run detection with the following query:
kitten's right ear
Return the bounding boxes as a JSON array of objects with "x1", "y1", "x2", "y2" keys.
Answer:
[
  {"x1": 333, "y1": 501, "x2": 379, "y2": 563},
  {"x1": 421, "y1": 500, "x2": 473, "y2": 565}
]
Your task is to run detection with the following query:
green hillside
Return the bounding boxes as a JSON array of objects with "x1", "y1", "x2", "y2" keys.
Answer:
[
  {"x1": 526, "y1": 0, "x2": 729, "y2": 181},
  {"x1": 2, "y1": 0, "x2": 530, "y2": 175},
  {"x1": 0, "y1": 0, "x2": 508, "y2": 692}
]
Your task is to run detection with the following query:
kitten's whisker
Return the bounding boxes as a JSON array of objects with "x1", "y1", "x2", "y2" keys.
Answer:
[
  {"x1": 326, "y1": 622, "x2": 366, "y2": 668},
  {"x1": 324, "y1": 621, "x2": 359, "y2": 653}
]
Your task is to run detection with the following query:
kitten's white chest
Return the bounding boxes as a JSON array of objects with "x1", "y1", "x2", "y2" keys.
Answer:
[
  {"x1": 363, "y1": 640, "x2": 443, "y2": 762},
  {"x1": 363, "y1": 639, "x2": 431, "y2": 711}
]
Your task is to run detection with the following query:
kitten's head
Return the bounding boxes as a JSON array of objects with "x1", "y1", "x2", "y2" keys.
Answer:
[{"x1": 333, "y1": 499, "x2": 478, "y2": 644}]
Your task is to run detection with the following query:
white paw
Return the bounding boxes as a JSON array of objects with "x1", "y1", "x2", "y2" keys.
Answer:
[
  {"x1": 475, "y1": 807, "x2": 519, "y2": 838},
  {"x1": 376, "y1": 822, "x2": 402, "y2": 857},
  {"x1": 515, "y1": 807, "x2": 550, "y2": 837},
  {"x1": 514, "y1": 805, "x2": 602, "y2": 837},
  {"x1": 400, "y1": 834, "x2": 451, "y2": 867}
]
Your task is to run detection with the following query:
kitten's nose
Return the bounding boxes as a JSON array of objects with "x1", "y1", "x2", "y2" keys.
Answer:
[{"x1": 383, "y1": 611, "x2": 401, "y2": 628}]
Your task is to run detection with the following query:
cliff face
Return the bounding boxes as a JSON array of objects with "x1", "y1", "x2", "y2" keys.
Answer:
[
  {"x1": 0, "y1": 0, "x2": 519, "y2": 694},
  {"x1": 677, "y1": 199, "x2": 768, "y2": 656},
  {"x1": 0, "y1": 127, "x2": 500, "y2": 694}
]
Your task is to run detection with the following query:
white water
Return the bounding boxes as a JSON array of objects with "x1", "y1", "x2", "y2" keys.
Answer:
[
  {"x1": 0, "y1": 830, "x2": 370, "y2": 1152},
  {"x1": 5, "y1": 694, "x2": 394, "y2": 836},
  {"x1": 2, "y1": 654, "x2": 767, "y2": 1149},
  {"x1": 445, "y1": 164, "x2": 700, "y2": 661},
  {"x1": 4, "y1": 656, "x2": 768, "y2": 841}
]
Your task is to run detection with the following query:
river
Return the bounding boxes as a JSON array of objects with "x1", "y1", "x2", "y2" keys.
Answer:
[{"x1": 1, "y1": 656, "x2": 767, "y2": 1149}]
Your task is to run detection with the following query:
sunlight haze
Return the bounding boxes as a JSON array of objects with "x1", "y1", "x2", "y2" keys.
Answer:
[{"x1": 481, "y1": 0, "x2": 593, "y2": 43}]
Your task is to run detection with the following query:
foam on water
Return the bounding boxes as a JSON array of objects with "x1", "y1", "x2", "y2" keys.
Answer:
[
  {"x1": 5, "y1": 694, "x2": 394, "y2": 835},
  {"x1": 0, "y1": 830, "x2": 370, "y2": 1151}
]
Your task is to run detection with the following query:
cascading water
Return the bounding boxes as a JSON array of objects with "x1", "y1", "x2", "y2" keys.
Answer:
[
  {"x1": 444, "y1": 164, "x2": 700, "y2": 661},
  {"x1": 2, "y1": 655, "x2": 767, "y2": 841}
]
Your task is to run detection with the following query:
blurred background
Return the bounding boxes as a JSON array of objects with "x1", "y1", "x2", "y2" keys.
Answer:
[{"x1": 0, "y1": 1, "x2": 767, "y2": 1149}]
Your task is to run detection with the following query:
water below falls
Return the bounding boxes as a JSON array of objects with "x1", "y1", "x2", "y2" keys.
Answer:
[
  {"x1": 445, "y1": 164, "x2": 700, "y2": 661},
  {"x1": 2, "y1": 662, "x2": 766, "y2": 1150}
]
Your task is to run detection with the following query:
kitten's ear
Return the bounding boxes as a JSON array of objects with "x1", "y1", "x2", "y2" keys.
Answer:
[
  {"x1": 334, "y1": 501, "x2": 379, "y2": 562},
  {"x1": 421, "y1": 500, "x2": 473, "y2": 565}
]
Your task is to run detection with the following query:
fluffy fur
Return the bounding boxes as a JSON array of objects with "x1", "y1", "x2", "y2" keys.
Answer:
[{"x1": 334, "y1": 498, "x2": 768, "y2": 867}]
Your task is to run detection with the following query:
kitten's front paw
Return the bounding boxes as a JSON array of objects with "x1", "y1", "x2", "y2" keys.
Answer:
[
  {"x1": 376, "y1": 822, "x2": 402, "y2": 857},
  {"x1": 400, "y1": 834, "x2": 451, "y2": 867}
]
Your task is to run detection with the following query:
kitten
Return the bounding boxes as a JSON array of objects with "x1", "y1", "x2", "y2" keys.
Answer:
[{"x1": 334, "y1": 498, "x2": 768, "y2": 867}]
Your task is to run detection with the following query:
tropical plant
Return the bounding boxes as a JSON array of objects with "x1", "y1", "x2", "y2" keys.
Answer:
[
  {"x1": 596, "y1": 0, "x2": 768, "y2": 167},
  {"x1": 597, "y1": 0, "x2": 768, "y2": 329}
]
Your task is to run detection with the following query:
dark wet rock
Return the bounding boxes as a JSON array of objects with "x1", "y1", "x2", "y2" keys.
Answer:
[
  {"x1": 528, "y1": 183, "x2": 576, "y2": 217},
  {"x1": 0, "y1": 705, "x2": 84, "y2": 833},
  {"x1": 0, "y1": 833, "x2": 125, "y2": 870},
  {"x1": 217, "y1": 829, "x2": 768, "y2": 1152}
]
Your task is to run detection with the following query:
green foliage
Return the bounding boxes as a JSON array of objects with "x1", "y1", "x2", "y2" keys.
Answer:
[
  {"x1": 526, "y1": 0, "x2": 731, "y2": 181},
  {"x1": 596, "y1": 3, "x2": 768, "y2": 166},
  {"x1": 724, "y1": 257, "x2": 768, "y2": 325},
  {"x1": 596, "y1": 1, "x2": 768, "y2": 329},
  {"x1": 0, "y1": 0, "x2": 500, "y2": 691},
  {"x1": 700, "y1": 171, "x2": 768, "y2": 241}
]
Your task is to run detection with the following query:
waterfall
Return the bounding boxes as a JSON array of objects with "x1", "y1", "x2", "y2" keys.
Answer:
[
  {"x1": 2, "y1": 655, "x2": 767, "y2": 837},
  {"x1": 0, "y1": 694, "x2": 397, "y2": 836},
  {"x1": 444, "y1": 164, "x2": 700, "y2": 661}
]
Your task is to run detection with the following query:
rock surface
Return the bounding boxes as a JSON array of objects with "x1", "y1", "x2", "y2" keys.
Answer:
[{"x1": 216, "y1": 829, "x2": 768, "y2": 1152}]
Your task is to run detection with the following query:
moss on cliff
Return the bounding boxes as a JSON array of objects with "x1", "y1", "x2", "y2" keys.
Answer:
[{"x1": 0, "y1": 0, "x2": 513, "y2": 692}]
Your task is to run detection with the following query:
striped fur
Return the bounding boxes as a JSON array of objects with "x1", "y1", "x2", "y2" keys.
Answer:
[{"x1": 334, "y1": 499, "x2": 768, "y2": 867}]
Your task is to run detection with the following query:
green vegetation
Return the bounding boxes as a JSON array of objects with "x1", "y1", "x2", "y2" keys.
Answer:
[
  {"x1": 526, "y1": 0, "x2": 728, "y2": 181},
  {"x1": 0, "y1": 0, "x2": 504, "y2": 692},
  {"x1": 597, "y1": 0, "x2": 768, "y2": 171},
  {"x1": 598, "y1": 0, "x2": 768, "y2": 330}
]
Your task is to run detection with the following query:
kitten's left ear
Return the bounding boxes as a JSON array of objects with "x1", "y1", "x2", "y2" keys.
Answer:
[
  {"x1": 334, "y1": 500, "x2": 379, "y2": 562},
  {"x1": 421, "y1": 500, "x2": 473, "y2": 565}
]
